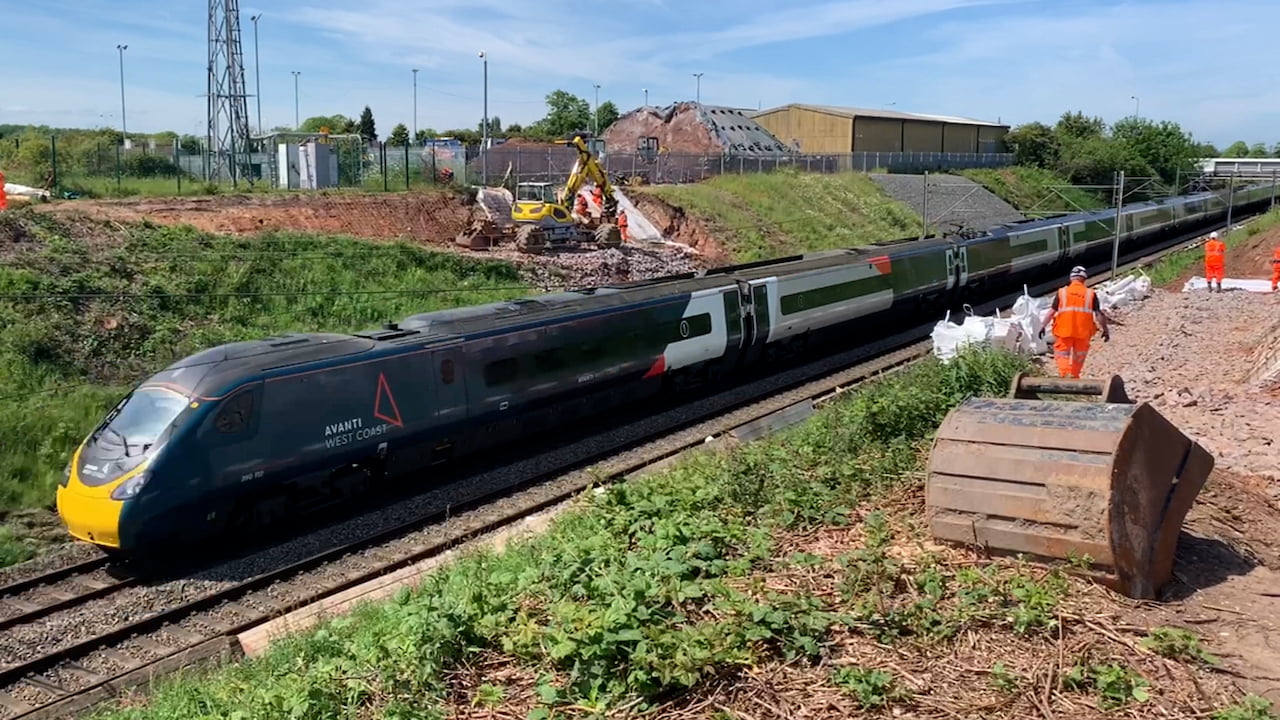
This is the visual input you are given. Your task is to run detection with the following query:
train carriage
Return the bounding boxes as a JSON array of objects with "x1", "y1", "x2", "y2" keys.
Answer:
[{"x1": 56, "y1": 179, "x2": 1279, "y2": 557}]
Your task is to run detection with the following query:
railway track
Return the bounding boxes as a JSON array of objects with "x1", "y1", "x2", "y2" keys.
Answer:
[{"x1": 0, "y1": 219, "x2": 1245, "y2": 720}]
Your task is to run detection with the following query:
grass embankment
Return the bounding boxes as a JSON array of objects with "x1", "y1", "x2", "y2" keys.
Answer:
[
  {"x1": 962, "y1": 167, "x2": 1106, "y2": 217},
  {"x1": 88, "y1": 349, "x2": 1276, "y2": 720},
  {"x1": 0, "y1": 210, "x2": 530, "y2": 565},
  {"x1": 641, "y1": 169, "x2": 923, "y2": 262},
  {"x1": 1143, "y1": 207, "x2": 1280, "y2": 287}
]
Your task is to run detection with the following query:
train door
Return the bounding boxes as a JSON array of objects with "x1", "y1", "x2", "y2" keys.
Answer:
[
  {"x1": 429, "y1": 346, "x2": 468, "y2": 463},
  {"x1": 946, "y1": 245, "x2": 970, "y2": 292},
  {"x1": 1058, "y1": 224, "x2": 1074, "y2": 261}
]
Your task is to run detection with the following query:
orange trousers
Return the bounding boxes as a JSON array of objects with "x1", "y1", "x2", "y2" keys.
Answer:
[
  {"x1": 1272, "y1": 271, "x2": 1279, "y2": 292},
  {"x1": 1054, "y1": 336, "x2": 1091, "y2": 378},
  {"x1": 1205, "y1": 264, "x2": 1224, "y2": 282}
]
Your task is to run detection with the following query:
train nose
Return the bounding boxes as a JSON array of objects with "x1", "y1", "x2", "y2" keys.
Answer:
[{"x1": 56, "y1": 481, "x2": 124, "y2": 549}]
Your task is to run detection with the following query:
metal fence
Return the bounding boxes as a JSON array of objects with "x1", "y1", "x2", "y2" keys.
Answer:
[{"x1": 1, "y1": 134, "x2": 1014, "y2": 197}]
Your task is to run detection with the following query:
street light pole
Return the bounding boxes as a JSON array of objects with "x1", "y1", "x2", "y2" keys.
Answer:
[
  {"x1": 116, "y1": 44, "x2": 128, "y2": 142},
  {"x1": 412, "y1": 68, "x2": 419, "y2": 142},
  {"x1": 1131, "y1": 95, "x2": 1139, "y2": 117},
  {"x1": 593, "y1": 83, "x2": 600, "y2": 135},
  {"x1": 251, "y1": 14, "x2": 262, "y2": 134},
  {"x1": 479, "y1": 50, "x2": 488, "y2": 185},
  {"x1": 693, "y1": 72, "x2": 703, "y2": 103},
  {"x1": 291, "y1": 71, "x2": 300, "y2": 128},
  {"x1": 643, "y1": 88, "x2": 648, "y2": 107}
]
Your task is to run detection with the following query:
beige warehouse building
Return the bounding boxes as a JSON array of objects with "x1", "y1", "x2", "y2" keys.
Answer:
[{"x1": 751, "y1": 104, "x2": 1008, "y2": 154}]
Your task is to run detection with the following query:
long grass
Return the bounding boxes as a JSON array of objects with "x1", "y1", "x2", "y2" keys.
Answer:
[
  {"x1": 642, "y1": 169, "x2": 923, "y2": 262},
  {"x1": 961, "y1": 167, "x2": 1106, "y2": 216},
  {"x1": 0, "y1": 211, "x2": 531, "y2": 561}
]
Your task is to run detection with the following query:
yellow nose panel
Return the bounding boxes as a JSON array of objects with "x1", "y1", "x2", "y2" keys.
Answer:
[{"x1": 56, "y1": 483, "x2": 123, "y2": 548}]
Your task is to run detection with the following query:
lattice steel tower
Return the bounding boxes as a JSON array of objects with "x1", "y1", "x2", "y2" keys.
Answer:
[{"x1": 206, "y1": 0, "x2": 254, "y2": 184}]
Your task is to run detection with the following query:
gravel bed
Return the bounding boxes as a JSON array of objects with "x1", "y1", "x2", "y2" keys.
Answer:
[
  {"x1": 511, "y1": 244, "x2": 704, "y2": 291},
  {"x1": 76, "y1": 652, "x2": 127, "y2": 678},
  {"x1": 36, "y1": 666, "x2": 91, "y2": 694},
  {"x1": 113, "y1": 639, "x2": 161, "y2": 662},
  {"x1": 869, "y1": 173, "x2": 1025, "y2": 235},
  {"x1": 3, "y1": 568, "x2": 123, "y2": 616},
  {"x1": 5, "y1": 680, "x2": 54, "y2": 708},
  {"x1": 0, "y1": 544, "x2": 102, "y2": 591}
]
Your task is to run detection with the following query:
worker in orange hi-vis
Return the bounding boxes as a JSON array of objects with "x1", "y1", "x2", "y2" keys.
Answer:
[
  {"x1": 1271, "y1": 246, "x2": 1280, "y2": 293},
  {"x1": 1204, "y1": 231, "x2": 1226, "y2": 292},
  {"x1": 574, "y1": 193, "x2": 588, "y2": 220},
  {"x1": 0, "y1": 169, "x2": 8, "y2": 211},
  {"x1": 617, "y1": 208, "x2": 629, "y2": 242},
  {"x1": 591, "y1": 184, "x2": 603, "y2": 210},
  {"x1": 1039, "y1": 266, "x2": 1112, "y2": 379}
]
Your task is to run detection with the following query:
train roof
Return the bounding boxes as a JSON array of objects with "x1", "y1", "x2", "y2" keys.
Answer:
[{"x1": 147, "y1": 333, "x2": 379, "y2": 398}]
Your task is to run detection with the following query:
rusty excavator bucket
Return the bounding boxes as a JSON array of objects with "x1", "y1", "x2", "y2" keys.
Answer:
[{"x1": 925, "y1": 373, "x2": 1213, "y2": 599}]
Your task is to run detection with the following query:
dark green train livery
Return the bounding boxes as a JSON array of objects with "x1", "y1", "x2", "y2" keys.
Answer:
[{"x1": 56, "y1": 181, "x2": 1275, "y2": 555}]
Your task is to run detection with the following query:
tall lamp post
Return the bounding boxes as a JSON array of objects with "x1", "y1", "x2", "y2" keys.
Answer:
[
  {"x1": 116, "y1": 44, "x2": 128, "y2": 143},
  {"x1": 291, "y1": 71, "x2": 301, "y2": 128},
  {"x1": 479, "y1": 50, "x2": 488, "y2": 185},
  {"x1": 412, "y1": 68, "x2": 419, "y2": 141},
  {"x1": 693, "y1": 72, "x2": 703, "y2": 103},
  {"x1": 250, "y1": 14, "x2": 262, "y2": 134},
  {"x1": 643, "y1": 88, "x2": 648, "y2": 107},
  {"x1": 1131, "y1": 95, "x2": 1140, "y2": 117},
  {"x1": 593, "y1": 83, "x2": 601, "y2": 135}
]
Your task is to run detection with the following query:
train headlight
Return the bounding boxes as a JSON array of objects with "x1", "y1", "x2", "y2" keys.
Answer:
[
  {"x1": 60, "y1": 463, "x2": 72, "y2": 488},
  {"x1": 110, "y1": 471, "x2": 151, "y2": 501}
]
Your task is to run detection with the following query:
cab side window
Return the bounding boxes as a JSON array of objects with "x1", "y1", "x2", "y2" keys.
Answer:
[
  {"x1": 215, "y1": 391, "x2": 254, "y2": 434},
  {"x1": 441, "y1": 358, "x2": 456, "y2": 385}
]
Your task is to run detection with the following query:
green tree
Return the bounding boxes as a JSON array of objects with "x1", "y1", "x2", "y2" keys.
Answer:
[
  {"x1": 358, "y1": 106, "x2": 377, "y2": 143},
  {"x1": 178, "y1": 134, "x2": 203, "y2": 153},
  {"x1": 1004, "y1": 121, "x2": 1059, "y2": 168},
  {"x1": 505, "y1": 122, "x2": 524, "y2": 136},
  {"x1": 414, "y1": 128, "x2": 436, "y2": 144},
  {"x1": 1057, "y1": 134, "x2": 1155, "y2": 188},
  {"x1": 1194, "y1": 142, "x2": 1219, "y2": 158},
  {"x1": 596, "y1": 101, "x2": 621, "y2": 132},
  {"x1": 441, "y1": 128, "x2": 482, "y2": 145},
  {"x1": 1055, "y1": 111, "x2": 1106, "y2": 140},
  {"x1": 1222, "y1": 140, "x2": 1249, "y2": 158},
  {"x1": 388, "y1": 123, "x2": 410, "y2": 147},
  {"x1": 299, "y1": 115, "x2": 352, "y2": 134},
  {"x1": 1109, "y1": 117, "x2": 1199, "y2": 185},
  {"x1": 1248, "y1": 142, "x2": 1269, "y2": 158},
  {"x1": 532, "y1": 90, "x2": 592, "y2": 138}
]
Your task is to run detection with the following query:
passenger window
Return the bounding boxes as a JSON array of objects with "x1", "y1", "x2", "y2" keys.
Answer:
[
  {"x1": 484, "y1": 357, "x2": 520, "y2": 387},
  {"x1": 441, "y1": 358, "x2": 455, "y2": 385},
  {"x1": 215, "y1": 391, "x2": 254, "y2": 434},
  {"x1": 535, "y1": 348, "x2": 568, "y2": 374}
]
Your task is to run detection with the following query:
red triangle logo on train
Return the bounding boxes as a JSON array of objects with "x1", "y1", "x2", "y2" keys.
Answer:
[{"x1": 373, "y1": 372, "x2": 404, "y2": 427}]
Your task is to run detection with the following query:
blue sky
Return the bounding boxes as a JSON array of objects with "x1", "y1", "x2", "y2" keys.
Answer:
[{"x1": 1, "y1": 0, "x2": 1276, "y2": 147}]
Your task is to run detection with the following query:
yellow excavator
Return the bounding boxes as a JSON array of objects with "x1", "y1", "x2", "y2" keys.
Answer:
[{"x1": 457, "y1": 133, "x2": 622, "y2": 253}]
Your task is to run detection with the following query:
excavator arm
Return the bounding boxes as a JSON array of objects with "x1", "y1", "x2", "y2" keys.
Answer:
[{"x1": 556, "y1": 135, "x2": 617, "y2": 216}]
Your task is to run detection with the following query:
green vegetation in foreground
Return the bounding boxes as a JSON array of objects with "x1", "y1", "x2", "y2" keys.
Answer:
[
  {"x1": 0, "y1": 210, "x2": 530, "y2": 562},
  {"x1": 962, "y1": 166, "x2": 1106, "y2": 216},
  {"x1": 640, "y1": 168, "x2": 923, "y2": 262},
  {"x1": 1144, "y1": 207, "x2": 1280, "y2": 286},
  {"x1": 86, "y1": 348, "x2": 1274, "y2": 720}
]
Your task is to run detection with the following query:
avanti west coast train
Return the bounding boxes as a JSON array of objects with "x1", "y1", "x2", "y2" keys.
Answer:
[{"x1": 56, "y1": 181, "x2": 1274, "y2": 554}]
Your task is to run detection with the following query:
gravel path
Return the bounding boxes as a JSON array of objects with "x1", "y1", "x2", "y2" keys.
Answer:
[
  {"x1": 869, "y1": 173, "x2": 1025, "y2": 235},
  {"x1": 510, "y1": 243, "x2": 705, "y2": 290},
  {"x1": 1082, "y1": 287, "x2": 1280, "y2": 486}
]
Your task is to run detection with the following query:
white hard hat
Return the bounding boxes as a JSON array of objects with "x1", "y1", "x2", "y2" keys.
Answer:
[
  {"x1": 1210, "y1": 231, "x2": 1219, "y2": 239},
  {"x1": 1070, "y1": 265, "x2": 1087, "y2": 279}
]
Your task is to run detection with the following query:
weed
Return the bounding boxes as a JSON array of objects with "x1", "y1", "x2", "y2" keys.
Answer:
[
  {"x1": 1142, "y1": 627, "x2": 1220, "y2": 665},
  {"x1": 0, "y1": 526, "x2": 35, "y2": 567},
  {"x1": 472, "y1": 684, "x2": 505, "y2": 708},
  {"x1": 1212, "y1": 695, "x2": 1280, "y2": 720},
  {"x1": 1063, "y1": 662, "x2": 1151, "y2": 710},
  {"x1": 831, "y1": 665, "x2": 910, "y2": 709},
  {"x1": 989, "y1": 662, "x2": 1021, "y2": 693}
]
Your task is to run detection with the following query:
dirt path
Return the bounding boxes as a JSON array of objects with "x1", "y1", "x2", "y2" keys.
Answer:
[{"x1": 1079, "y1": 285, "x2": 1280, "y2": 700}]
